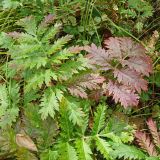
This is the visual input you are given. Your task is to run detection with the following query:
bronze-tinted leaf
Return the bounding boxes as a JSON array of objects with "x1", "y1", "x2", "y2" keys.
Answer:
[
  {"x1": 104, "y1": 37, "x2": 146, "y2": 58},
  {"x1": 68, "y1": 46, "x2": 84, "y2": 54},
  {"x1": 84, "y1": 44, "x2": 111, "y2": 71},
  {"x1": 7, "y1": 31, "x2": 21, "y2": 39},
  {"x1": 135, "y1": 131, "x2": 158, "y2": 156},
  {"x1": 68, "y1": 86, "x2": 87, "y2": 98},
  {"x1": 146, "y1": 118, "x2": 160, "y2": 147},
  {"x1": 114, "y1": 68, "x2": 148, "y2": 93},
  {"x1": 40, "y1": 14, "x2": 55, "y2": 27},
  {"x1": 104, "y1": 37, "x2": 122, "y2": 58},
  {"x1": 107, "y1": 81, "x2": 139, "y2": 108},
  {"x1": 119, "y1": 37, "x2": 146, "y2": 57},
  {"x1": 68, "y1": 74, "x2": 105, "y2": 98},
  {"x1": 16, "y1": 133, "x2": 38, "y2": 152},
  {"x1": 122, "y1": 56, "x2": 153, "y2": 76}
]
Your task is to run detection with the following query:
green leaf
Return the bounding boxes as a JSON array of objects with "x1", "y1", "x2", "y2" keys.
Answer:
[
  {"x1": 44, "y1": 69, "x2": 58, "y2": 85},
  {"x1": 47, "y1": 35, "x2": 73, "y2": 55},
  {"x1": 40, "y1": 150, "x2": 58, "y2": 160},
  {"x1": 24, "y1": 90, "x2": 39, "y2": 105},
  {"x1": 51, "y1": 49, "x2": 74, "y2": 64},
  {"x1": 128, "y1": 0, "x2": 153, "y2": 18},
  {"x1": 59, "y1": 142, "x2": 78, "y2": 160},
  {"x1": 0, "y1": 107, "x2": 19, "y2": 128},
  {"x1": 76, "y1": 138, "x2": 92, "y2": 160},
  {"x1": 25, "y1": 72, "x2": 44, "y2": 91},
  {"x1": 17, "y1": 33, "x2": 37, "y2": 44},
  {"x1": 16, "y1": 148, "x2": 38, "y2": 160},
  {"x1": 58, "y1": 57, "x2": 88, "y2": 80},
  {"x1": 39, "y1": 89, "x2": 59, "y2": 120},
  {"x1": 102, "y1": 132, "x2": 121, "y2": 144},
  {"x1": 103, "y1": 117, "x2": 129, "y2": 136},
  {"x1": 111, "y1": 142, "x2": 146, "y2": 160},
  {"x1": 25, "y1": 70, "x2": 57, "y2": 91},
  {"x1": 67, "y1": 101, "x2": 84, "y2": 126},
  {"x1": 92, "y1": 104, "x2": 106, "y2": 135},
  {"x1": 0, "y1": 32, "x2": 14, "y2": 49},
  {"x1": 95, "y1": 136, "x2": 113, "y2": 159},
  {"x1": 24, "y1": 104, "x2": 43, "y2": 129},
  {"x1": 146, "y1": 157, "x2": 160, "y2": 160},
  {"x1": 9, "y1": 81, "x2": 20, "y2": 108},
  {"x1": 135, "y1": 22, "x2": 143, "y2": 33},
  {"x1": 16, "y1": 16, "x2": 37, "y2": 35},
  {"x1": 120, "y1": 131, "x2": 134, "y2": 143},
  {"x1": 0, "y1": 82, "x2": 20, "y2": 128},
  {"x1": 10, "y1": 44, "x2": 41, "y2": 59},
  {"x1": 41, "y1": 23, "x2": 61, "y2": 42},
  {"x1": 2, "y1": 0, "x2": 20, "y2": 9},
  {"x1": 59, "y1": 100, "x2": 74, "y2": 140},
  {"x1": 0, "y1": 84, "x2": 9, "y2": 116}
]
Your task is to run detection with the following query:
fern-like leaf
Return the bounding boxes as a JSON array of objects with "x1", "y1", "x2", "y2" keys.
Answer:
[
  {"x1": 135, "y1": 131, "x2": 158, "y2": 156},
  {"x1": 51, "y1": 48, "x2": 79, "y2": 65},
  {"x1": 0, "y1": 82, "x2": 20, "y2": 128},
  {"x1": 41, "y1": 23, "x2": 62, "y2": 42},
  {"x1": 92, "y1": 104, "x2": 106, "y2": 135},
  {"x1": 107, "y1": 81, "x2": 139, "y2": 108},
  {"x1": 104, "y1": 37, "x2": 146, "y2": 58},
  {"x1": 37, "y1": 14, "x2": 55, "y2": 36},
  {"x1": 39, "y1": 89, "x2": 59, "y2": 120},
  {"x1": 84, "y1": 44, "x2": 111, "y2": 71},
  {"x1": 58, "y1": 57, "x2": 89, "y2": 81},
  {"x1": 95, "y1": 136, "x2": 113, "y2": 159},
  {"x1": 76, "y1": 138, "x2": 92, "y2": 160},
  {"x1": 68, "y1": 74, "x2": 105, "y2": 98},
  {"x1": 25, "y1": 69, "x2": 57, "y2": 91},
  {"x1": 59, "y1": 101, "x2": 74, "y2": 140},
  {"x1": 111, "y1": 142, "x2": 146, "y2": 160},
  {"x1": 40, "y1": 14, "x2": 55, "y2": 27},
  {"x1": 59, "y1": 142, "x2": 78, "y2": 160},
  {"x1": 122, "y1": 55, "x2": 152, "y2": 76},
  {"x1": 85, "y1": 37, "x2": 152, "y2": 108},
  {"x1": 47, "y1": 35, "x2": 73, "y2": 55},
  {"x1": 0, "y1": 84, "x2": 8, "y2": 115},
  {"x1": 67, "y1": 102, "x2": 84, "y2": 126},
  {"x1": 146, "y1": 118, "x2": 160, "y2": 147},
  {"x1": 16, "y1": 16, "x2": 37, "y2": 36},
  {"x1": 114, "y1": 68, "x2": 148, "y2": 93},
  {"x1": 68, "y1": 46, "x2": 84, "y2": 54},
  {"x1": 40, "y1": 150, "x2": 58, "y2": 160}
]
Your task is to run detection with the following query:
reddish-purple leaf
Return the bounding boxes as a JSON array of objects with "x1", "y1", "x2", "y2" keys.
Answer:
[
  {"x1": 104, "y1": 37, "x2": 146, "y2": 58},
  {"x1": 104, "y1": 37, "x2": 122, "y2": 58},
  {"x1": 84, "y1": 44, "x2": 111, "y2": 71},
  {"x1": 44, "y1": 14, "x2": 55, "y2": 23},
  {"x1": 68, "y1": 46, "x2": 84, "y2": 53},
  {"x1": 40, "y1": 14, "x2": 55, "y2": 27},
  {"x1": 114, "y1": 68, "x2": 148, "y2": 93},
  {"x1": 146, "y1": 118, "x2": 160, "y2": 147},
  {"x1": 68, "y1": 74, "x2": 105, "y2": 98},
  {"x1": 122, "y1": 56, "x2": 153, "y2": 76},
  {"x1": 80, "y1": 74, "x2": 105, "y2": 89},
  {"x1": 84, "y1": 37, "x2": 153, "y2": 108},
  {"x1": 88, "y1": 90, "x2": 102, "y2": 102},
  {"x1": 119, "y1": 37, "x2": 146, "y2": 56},
  {"x1": 7, "y1": 31, "x2": 21, "y2": 39},
  {"x1": 68, "y1": 86, "x2": 87, "y2": 98},
  {"x1": 135, "y1": 131, "x2": 158, "y2": 156},
  {"x1": 107, "y1": 81, "x2": 139, "y2": 108}
]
